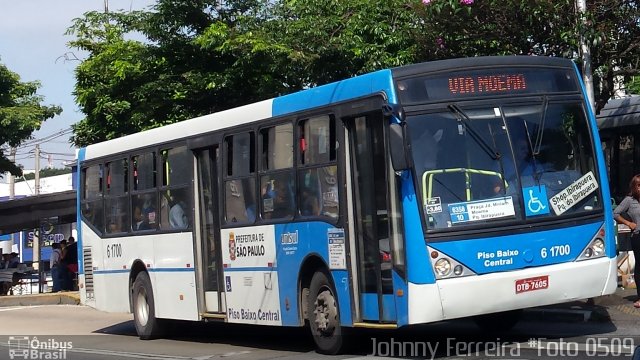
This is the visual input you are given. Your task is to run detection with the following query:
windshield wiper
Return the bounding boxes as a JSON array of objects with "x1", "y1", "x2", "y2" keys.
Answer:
[
  {"x1": 531, "y1": 96, "x2": 548, "y2": 156},
  {"x1": 448, "y1": 104, "x2": 501, "y2": 160}
]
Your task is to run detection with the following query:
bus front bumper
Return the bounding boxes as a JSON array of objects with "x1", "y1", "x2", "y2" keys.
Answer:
[{"x1": 407, "y1": 256, "x2": 617, "y2": 325}]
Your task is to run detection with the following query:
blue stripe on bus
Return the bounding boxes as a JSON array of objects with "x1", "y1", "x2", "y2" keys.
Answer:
[
  {"x1": 77, "y1": 148, "x2": 86, "y2": 276},
  {"x1": 272, "y1": 69, "x2": 396, "y2": 116},
  {"x1": 572, "y1": 61, "x2": 615, "y2": 258},
  {"x1": 223, "y1": 267, "x2": 276, "y2": 272},
  {"x1": 94, "y1": 267, "x2": 195, "y2": 275}
]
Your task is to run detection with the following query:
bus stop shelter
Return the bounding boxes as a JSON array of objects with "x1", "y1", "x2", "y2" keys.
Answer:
[{"x1": 0, "y1": 190, "x2": 76, "y2": 235}]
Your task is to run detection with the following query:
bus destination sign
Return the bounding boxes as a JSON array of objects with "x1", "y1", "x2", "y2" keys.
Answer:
[
  {"x1": 396, "y1": 67, "x2": 578, "y2": 104},
  {"x1": 448, "y1": 73, "x2": 527, "y2": 96}
]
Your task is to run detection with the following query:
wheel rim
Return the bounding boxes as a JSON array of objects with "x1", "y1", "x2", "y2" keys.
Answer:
[
  {"x1": 135, "y1": 287, "x2": 149, "y2": 327},
  {"x1": 313, "y1": 288, "x2": 338, "y2": 336}
]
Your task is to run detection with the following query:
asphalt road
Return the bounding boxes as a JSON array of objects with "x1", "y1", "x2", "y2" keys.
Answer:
[{"x1": 0, "y1": 295, "x2": 639, "y2": 360}]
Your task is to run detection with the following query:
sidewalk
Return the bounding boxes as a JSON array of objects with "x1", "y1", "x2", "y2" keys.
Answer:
[{"x1": 0, "y1": 291, "x2": 79, "y2": 307}]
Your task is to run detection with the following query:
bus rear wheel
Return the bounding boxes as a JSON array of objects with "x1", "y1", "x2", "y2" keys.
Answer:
[
  {"x1": 307, "y1": 271, "x2": 344, "y2": 355},
  {"x1": 132, "y1": 271, "x2": 164, "y2": 339}
]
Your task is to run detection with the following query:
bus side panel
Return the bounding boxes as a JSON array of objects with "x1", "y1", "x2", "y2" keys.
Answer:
[
  {"x1": 221, "y1": 226, "x2": 282, "y2": 326},
  {"x1": 401, "y1": 173, "x2": 436, "y2": 285},
  {"x1": 152, "y1": 233, "x2": 199, "y2": 321},
  {"x1": 273, "y1": 222, "x2": 353, "y2": 327}
]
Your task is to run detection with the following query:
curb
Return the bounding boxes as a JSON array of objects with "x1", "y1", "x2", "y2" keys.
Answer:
[{"x1": 0, "y1": 292, "x2": 80, "y2": 307}]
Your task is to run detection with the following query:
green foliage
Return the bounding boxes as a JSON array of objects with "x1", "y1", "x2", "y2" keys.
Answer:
[
  {"x1": 628, "y1": 76, "x2": 640, "y2": 94},
  {"x1": 18, "y1": 167, "x2": 72, "y2": 181},
  {"x1": 68, "y1": 0, "x2": 640, "y2": 146},
  {"x1": 0, "y1": 62, "x2": 62, "y2": 176}
]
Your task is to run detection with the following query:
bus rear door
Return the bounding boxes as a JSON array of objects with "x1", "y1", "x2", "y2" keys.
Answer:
[{"x1": 192, "y1": 143, "x2": 225, "y2": 315}]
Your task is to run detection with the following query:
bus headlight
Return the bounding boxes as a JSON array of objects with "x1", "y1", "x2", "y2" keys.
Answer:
[
  {"x1": 434, "y1": 259, "x2": 452, "y2": 277},
  {"x1": 577, "y1": 225, "x2": 608, "y2": 261},
  {"x1": 592, "y1": 238, "x2": 605, "y2": 256}
]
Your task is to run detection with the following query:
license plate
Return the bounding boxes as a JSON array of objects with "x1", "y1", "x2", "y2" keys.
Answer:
[{"x1": 515, "y1": 275, "x2": 549, "y2": 294}]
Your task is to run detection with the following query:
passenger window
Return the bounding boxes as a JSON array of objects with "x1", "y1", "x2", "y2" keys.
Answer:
[
  {"x1": 224, "y1": 132, "x2": 257, "y2": 224},
  {"x1": 162, "y1": 146, "x2": 190, "y2": 187},
  {"x1": 133, "y1": 152, "x2": 156, "y2": 190},
  {"x1": 260, "y1": 124, "x2": 294, "y2": 220},
  {"x1": 261, "y1": 123, "x2": 293, "y2": 170},
  {"x1": 132, "y1": 152, "x2": 158, "y2": 232},
  {"x1": 159, "y1": 146, "x2": 191, "y2": 230},
  {"x1": 299, "y1": 115, "x2": 336, "y2": 165},
  {"x1": 83, "y1": 165, "x2": 103, "y2": 200},
  {"x1": 81, "y1": 164, "x2": 104, "y2": 233},
  {"x1": 105, "y1": 159, "x2": 128, "y2": 196},
  {"x1": 298, "y1": 116, "x2": 339, "y2": 219},
  {"x1": 104, "y1": 159, "x2": 128, "y2": 234}
]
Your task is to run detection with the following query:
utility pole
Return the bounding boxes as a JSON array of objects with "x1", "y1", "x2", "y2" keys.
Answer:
[
  {"x1": 35, "y1": 144, "x2": 40, "y2": 195},
  {"x1": 33, "y1": 144, "x2": 40, "y2": 280},
  {"x1": 9, "y1": 147, "x2": 15, "y2": 200},
  {"x1": 9, "y1": 147, "x2": 16, "y2": 259},
  {"x1": 577, "y1": 0, "x2": 595, "y2": 113}
]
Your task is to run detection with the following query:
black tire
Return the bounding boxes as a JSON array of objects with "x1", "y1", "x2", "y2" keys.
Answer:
[
  {"x1": 132, "y1": 271, "x2": 165, "y2": 339},
  {"x1": 473, "y1": 309, "x2": 523, "y2": 332},
  {"x1": 307, "y1": 271, "x2": 344, "y2": 355}
]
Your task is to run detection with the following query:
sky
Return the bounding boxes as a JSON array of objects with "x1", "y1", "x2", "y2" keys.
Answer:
[{"x1": 0, "y1": 0, "x2": 155, "y2": 171}]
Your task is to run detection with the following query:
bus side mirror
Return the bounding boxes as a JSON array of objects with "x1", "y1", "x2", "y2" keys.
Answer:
[{"x1": 389, "y1": 123, "x2": 409, "y2": 171}]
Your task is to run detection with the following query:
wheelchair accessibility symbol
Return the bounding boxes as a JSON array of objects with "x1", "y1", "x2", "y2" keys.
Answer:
[{"x1": 522, "y1": 185, "x2": 550, "y2": 217}]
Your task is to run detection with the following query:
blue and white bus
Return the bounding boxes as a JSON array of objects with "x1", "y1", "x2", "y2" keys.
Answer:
[{"x1": 77, "y1": 56, "x2": 616, "y2": 354}]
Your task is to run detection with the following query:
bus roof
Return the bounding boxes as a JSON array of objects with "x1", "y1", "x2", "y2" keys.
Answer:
[{"x1": 82, "y1": 69, "x2": 395, "y2": 161}]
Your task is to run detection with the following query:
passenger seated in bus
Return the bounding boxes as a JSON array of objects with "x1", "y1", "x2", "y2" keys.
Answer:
[
  {"x1": 262, "y1": 180, "x2": 292, "y2": 219},
  {"x1": 169, "y1": 197, "x2": 189, "y2": 229},
  {"x1": 133, "y1": 204, "x2": 151, "y2": 231},
  {"x1": 300, "y1": 187, "x2": 320, "y2": 216}
]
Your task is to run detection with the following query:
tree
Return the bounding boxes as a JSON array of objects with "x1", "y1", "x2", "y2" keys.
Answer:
[
  {"x1": 414, "y1": 0, "x2": 640, "y2": 112},
  {"x1": 588, "y1": 0, "x2": 640, "y2": 110},
  {"x1": 68, "y1": 0, "x2": 640, "y2": 146},
  {"x1": 69, "y1": 1, "x2": 288, "y2": 147},
  {"x1": 0, "y1": 61, "x2": 62, "y2": 176}
]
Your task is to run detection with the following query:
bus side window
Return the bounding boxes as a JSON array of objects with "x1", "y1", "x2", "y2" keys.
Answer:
[
  {"x1": 104, "y1": 158, "x2": 129, "y2": 234},
  {"x1": 224, "y1": 132, "x2": 256, "y2": 224},
  {"x1": 132, "y1": 152, "x2": 157, "y2": 231},
  {"x1": 260, "y1": 123, "x2": 294, "y2": 220},
  {"x1": 160, "y1": 146, "x2": 191, "y2": 230},
  {"x1": 298, "y1": 116, "x2": 338, "y2": 219},
  {"x1": 81, "y1": 164, "x2": 104, "y2": 233}
]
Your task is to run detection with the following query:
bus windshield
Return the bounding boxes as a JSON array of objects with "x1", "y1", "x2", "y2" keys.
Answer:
[{"x1": 407, "y1": 100, "x2": 602, "y2": 231}]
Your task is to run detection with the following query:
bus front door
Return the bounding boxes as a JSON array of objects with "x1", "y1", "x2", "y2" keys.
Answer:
[
  {"x1": 346, "y1": 112, "x2": 399, "y2": 324},
  {"x1": 194, "y1": 146, "x2": 224, "y2": 314}
]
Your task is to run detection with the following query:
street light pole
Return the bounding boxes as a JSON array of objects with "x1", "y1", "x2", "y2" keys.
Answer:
[{"x1": 577, "y1": 0, "x2": 596, "y2": 113}]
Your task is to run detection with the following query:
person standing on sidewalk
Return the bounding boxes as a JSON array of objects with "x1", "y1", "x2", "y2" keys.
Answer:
[
  {"x1": 613, "y1": 174, "x2": 640, "y2": 308},
  {"x1": 50, "y1": 243, "x2": 63, "y2": 293}
]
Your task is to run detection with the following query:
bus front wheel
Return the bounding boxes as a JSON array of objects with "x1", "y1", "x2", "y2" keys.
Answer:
[
  {"x1": 132, "y1": 271, "x2": 164, "y2": 339},
  {"x1": 307, "y1": 271, "x2": 343, "y2": 355}
]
